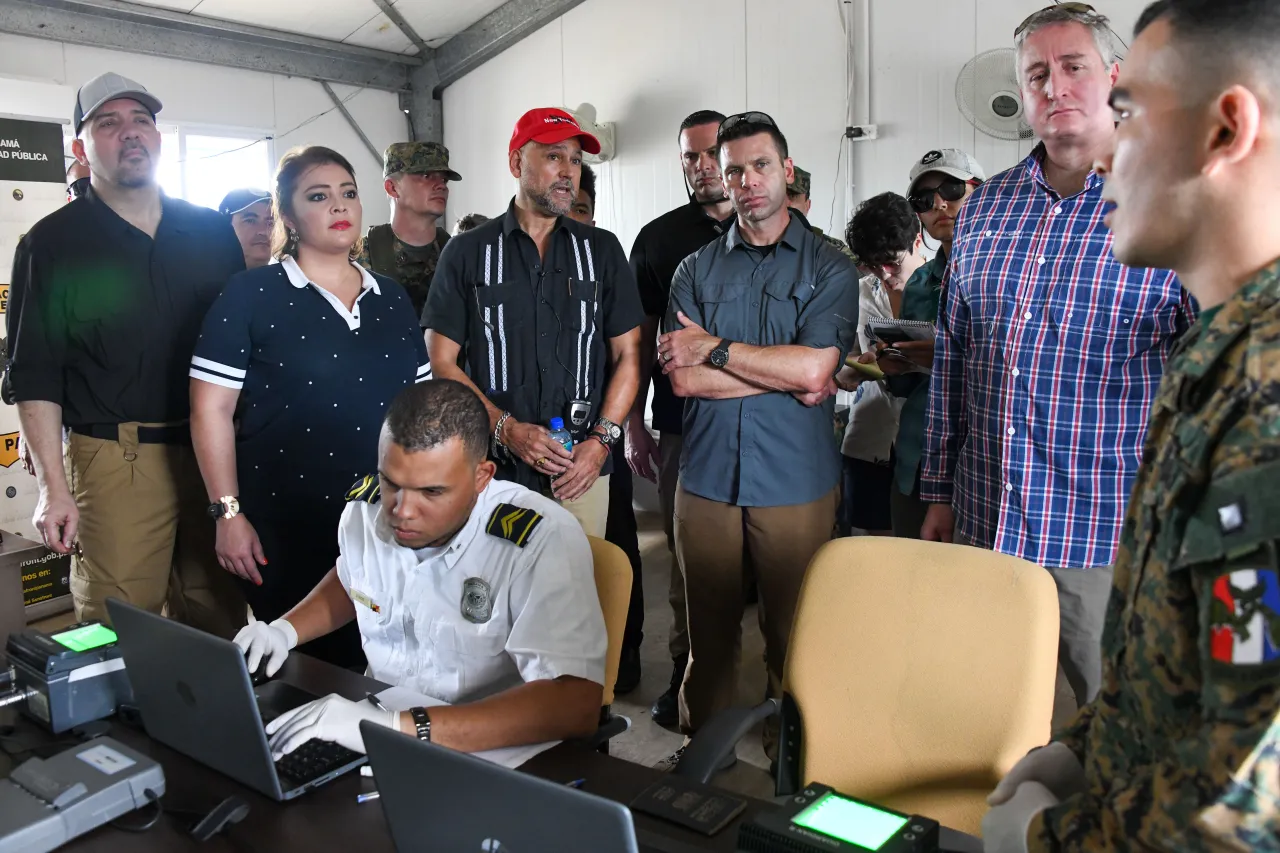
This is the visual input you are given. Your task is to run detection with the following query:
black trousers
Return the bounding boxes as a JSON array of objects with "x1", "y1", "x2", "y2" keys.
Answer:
[
  {"x1": 605, "y1": 442, "x2": 644, "y2": 652},
  {"x1": 241, "y1": 513, "x2": 366, "y2": 671}
]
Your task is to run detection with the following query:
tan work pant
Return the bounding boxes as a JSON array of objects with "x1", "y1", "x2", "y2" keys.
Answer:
[
  {"x1": 561, "y1": 474, "x2": 611, "y2": 539},
  {"x1": 67, "y1": 426, "x2": 246, "y2": 639},
  {"x1": 659, "y1": 433, "x2": 688, "y2": 660},
  {"x1": 675, "y1": 485, "x2": 838, "y2": 736}
]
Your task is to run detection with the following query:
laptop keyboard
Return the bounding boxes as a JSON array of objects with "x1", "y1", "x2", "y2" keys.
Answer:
[{"x1": 274, "y1": 739, "x2": 362, "y2": 787}]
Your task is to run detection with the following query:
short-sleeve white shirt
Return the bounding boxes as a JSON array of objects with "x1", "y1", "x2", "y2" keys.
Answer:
[{"x1": 335, "y1": 478, "x2": 607, "y2": 705}]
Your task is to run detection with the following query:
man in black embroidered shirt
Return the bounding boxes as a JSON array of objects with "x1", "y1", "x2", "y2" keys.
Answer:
[{"x1": 424, "y1": 107, "x2": 643, "y2": 539}]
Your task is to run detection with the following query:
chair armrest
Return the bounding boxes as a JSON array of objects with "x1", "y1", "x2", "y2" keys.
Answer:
[
  {"x1": 673, "y1": 699, "x2": 779, "y2": 784},
  {"x1": 575, "y1": 713, "x2": 631, "y2": 751}
]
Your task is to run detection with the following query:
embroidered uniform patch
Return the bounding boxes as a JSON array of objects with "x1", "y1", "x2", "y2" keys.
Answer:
[
  {"x1": 485, "y1": 503, "x2": 543, "y2": 547},
  {"x1": 346, "y1": 474, "x2": 381, "y2": 504},
  {"x1": 1210, "y1": 569, "x2": 1280, "y2": 665}
]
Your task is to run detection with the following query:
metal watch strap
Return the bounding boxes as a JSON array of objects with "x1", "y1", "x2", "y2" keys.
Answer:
[{"x1": 409, "y1": 706, "x2": 431, "y2": 742}]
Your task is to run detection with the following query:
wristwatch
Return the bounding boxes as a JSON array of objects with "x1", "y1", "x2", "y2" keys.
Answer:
[
  {"x1": 591, "y1": 417, "x2": 622, "y2": 447},
  {"x1": 409, "y1": 706, "x2": 432, "y2": 742},
  {"x1": 708, "y1": 339, "x2": 732, "y2": 369},
  {"x1": 207, "y1": 496, "x2": 240, "y2": 521}
]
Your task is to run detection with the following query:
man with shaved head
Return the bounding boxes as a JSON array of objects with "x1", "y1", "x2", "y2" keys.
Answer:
[
  {"x1": 424, "y1": 108, "x2": 643, "y2": 540},
  {"x1": 982, "y1": 2, "x2": 1280, "y2": 850}
]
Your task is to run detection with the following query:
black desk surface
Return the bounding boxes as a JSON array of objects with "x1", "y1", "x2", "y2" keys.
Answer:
[{"x1": 0, "y1": 653, "x2": 982, "y2": 852}]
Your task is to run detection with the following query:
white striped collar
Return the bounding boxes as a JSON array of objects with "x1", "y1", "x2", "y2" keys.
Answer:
[{"x1": 280, "y1": 254, "x2": 381, "y2": 296}]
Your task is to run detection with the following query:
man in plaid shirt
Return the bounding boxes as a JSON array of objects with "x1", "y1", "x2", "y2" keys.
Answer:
[{"x1": 920, "y1": 3, "x2": 1196, "y2": 709}]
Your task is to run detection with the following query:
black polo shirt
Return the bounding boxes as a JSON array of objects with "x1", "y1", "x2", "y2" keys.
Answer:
[
  {"x1": 7, "y1": 186, "x2": 245, "y2": 426},
  {"x1": 190, "y1": 258, "x2": 428, "y2": 520},
  {"x1": 425, "y1": 199, "x2": 644, "y2": 490},
  {"x1": 630, "y1": 199, "x2": 730, "y2": 435}
]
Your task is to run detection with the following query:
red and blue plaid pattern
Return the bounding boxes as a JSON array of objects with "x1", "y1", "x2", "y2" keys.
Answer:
[{"x1": 921, "y1": 147, "x2": 1196, "y2": 569}]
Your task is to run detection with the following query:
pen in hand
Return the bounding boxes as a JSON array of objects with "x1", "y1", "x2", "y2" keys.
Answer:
[{"x1": 366, "y1": 692, "x2": 389, "y2": 712}]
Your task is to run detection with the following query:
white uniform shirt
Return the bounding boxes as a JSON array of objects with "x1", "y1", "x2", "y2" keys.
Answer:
[
  {"x1": 838, "y1": 275, "x2": 904, "y2": 462},
  {"x1": 335, "y1": 478, "x2": 607, "y2": 705}
]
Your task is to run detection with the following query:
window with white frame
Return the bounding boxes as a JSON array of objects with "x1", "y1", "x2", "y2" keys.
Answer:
[{"x1": 158, "y1": 124, "x2": 274, "y2": 210}]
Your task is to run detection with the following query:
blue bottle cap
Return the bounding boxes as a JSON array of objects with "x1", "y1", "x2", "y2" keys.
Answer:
[{"x1": 549, "y1": 418, "x2": 565, "y2": 430}]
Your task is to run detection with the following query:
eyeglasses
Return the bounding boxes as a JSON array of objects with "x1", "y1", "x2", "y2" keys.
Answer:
[
  {"x1": 1014, "y1": 2, "x2": 1096, "y2": 38},
  {"x1": 908, "y1": 177, "x2": 969, "y2": 214},
  {"x1": 717, "y1": 111, "x2": 778, "y2": 138}
]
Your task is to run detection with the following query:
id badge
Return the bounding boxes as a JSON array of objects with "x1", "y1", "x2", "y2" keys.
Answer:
[{"x1": 349, "y1": 588, "x2": 381, "y2": 613}]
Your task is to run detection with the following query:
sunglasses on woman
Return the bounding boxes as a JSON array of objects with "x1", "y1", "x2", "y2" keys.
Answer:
[{"x1": 908, "y1": 177, "x2": 969, "y2": 214}]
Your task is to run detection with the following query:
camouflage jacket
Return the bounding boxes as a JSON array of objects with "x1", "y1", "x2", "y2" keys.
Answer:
[
  {"x1": 1197, "y1": 708, "x2": 1280, "y2": 851},
  {"x1": 354, "y1": 223, "x2": 449, "y2": 321},
  {"x1": 811, "y1": 226, "x2": 858, "y2": 265},
  {"x1": 1031, "y1": 258, "x2": 1280, "y2": 851}
]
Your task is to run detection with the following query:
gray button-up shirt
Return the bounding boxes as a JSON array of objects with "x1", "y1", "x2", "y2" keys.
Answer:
[{"x1": 665, "y1": 212, "x2": 858, "y2": 507}]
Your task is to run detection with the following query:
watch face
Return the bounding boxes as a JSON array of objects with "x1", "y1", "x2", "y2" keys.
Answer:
[{"x1": 710, "y1": 348, "x2": 729, "y2": 368}]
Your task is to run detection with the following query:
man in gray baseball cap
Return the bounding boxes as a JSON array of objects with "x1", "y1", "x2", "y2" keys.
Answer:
[{"x1": 6, "y1": 71, "x2": 248, "y2": 637}]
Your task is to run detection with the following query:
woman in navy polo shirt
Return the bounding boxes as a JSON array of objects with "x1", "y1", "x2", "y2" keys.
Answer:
[{"x1": 189, "y1": 146, "x2": 428, "y2": 668}]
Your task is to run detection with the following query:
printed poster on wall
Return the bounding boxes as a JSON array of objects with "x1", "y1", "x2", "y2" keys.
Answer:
[{"x1": 0, "y1": 118, "x2": 64, "y2": 183}]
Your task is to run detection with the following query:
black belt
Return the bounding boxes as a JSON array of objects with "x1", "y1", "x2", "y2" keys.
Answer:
[{"x1": 69, "y1": 423, "x2": 191, "y2": 445}]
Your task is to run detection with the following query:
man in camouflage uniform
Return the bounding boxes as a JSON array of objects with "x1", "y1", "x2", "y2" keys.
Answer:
[
  {"x1": 787, "y1": 165, "x2": 858, "y2": 264},
  {"x1": 355, "y1": 141, "x2": 462, "y2": 320},
  {"x1": 982, "y1": 1, "x2": 1280, "y2": 850},
  {"x1": 1197, "y1": 709, "x2": 1280, "y2": 852}
]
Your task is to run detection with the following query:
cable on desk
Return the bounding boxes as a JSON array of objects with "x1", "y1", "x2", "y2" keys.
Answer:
[{"x1": 109, "y1": 787, "x2": 163, "y2": 832}]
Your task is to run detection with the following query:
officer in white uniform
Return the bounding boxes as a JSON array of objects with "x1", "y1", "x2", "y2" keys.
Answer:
[{"x1": 234, "y1": 379, "x2": 607, "y2": 758}]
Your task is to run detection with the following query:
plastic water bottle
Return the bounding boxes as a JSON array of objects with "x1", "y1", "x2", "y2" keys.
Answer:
[{"x1": 547, "y1": 418, "x2": 574, "y2": 478}]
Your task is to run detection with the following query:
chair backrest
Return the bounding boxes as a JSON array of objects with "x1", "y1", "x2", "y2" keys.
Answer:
[
  {"x1": 587, "y1": 536, "x2": 632, "y2": 707},
  {"x1": 785, "y1": 538, "x2": 1060, "y2": 835}
]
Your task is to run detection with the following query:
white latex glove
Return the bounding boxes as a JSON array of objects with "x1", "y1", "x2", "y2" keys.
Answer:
[
  {"x1": 981, "y1": 781, "x2": 1058, "y2": 853},
  {"x1": 988, "y1": 742, "x2": 1087, "y2": 806},
  {"x1": 265, "y1": 693, "x2": 398, "y2": 759},
  {"x1": 233, "y1": 618, "x2": 298, "y2": 677}
]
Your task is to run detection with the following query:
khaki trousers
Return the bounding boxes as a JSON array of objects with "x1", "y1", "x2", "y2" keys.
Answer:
[
  {"x1": 67, "y1": 426, "x2": 246, "y2": 639},
  {"x1": 659, "y1": 433, "x2": 688, "y2": 660},
  {"x1": 560, "y1": 474, "x2": 610, "y2": 539},
  {"x1": 675, "y1": 485, "x2": 838, "y2": 736}
]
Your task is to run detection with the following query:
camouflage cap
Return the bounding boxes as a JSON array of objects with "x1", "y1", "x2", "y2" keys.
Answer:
[
  {"x1": 382, "y1": 141, "x2": 462, "y2": 181},
  {"x1": 788, "y1": 165, "x2": 812, "y2": 198}
]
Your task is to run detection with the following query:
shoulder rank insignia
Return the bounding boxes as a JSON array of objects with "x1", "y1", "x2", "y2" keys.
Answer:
[
  {"x1": 345, "y1": 474, "x2": 381, "y2": 504},
  {"x1": 486, "y1": 503, "x2": 543, "y2": 548}
]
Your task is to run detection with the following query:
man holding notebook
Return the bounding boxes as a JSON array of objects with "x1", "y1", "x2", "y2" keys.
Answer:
[{"x1": 919, "y1": 5, "x2": 1195, "y2": 709}]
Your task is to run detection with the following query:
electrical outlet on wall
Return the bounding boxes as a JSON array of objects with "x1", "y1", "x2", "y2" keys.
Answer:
[{"x1": 845, "y1": 125, "x2": 879, "y2": 141}]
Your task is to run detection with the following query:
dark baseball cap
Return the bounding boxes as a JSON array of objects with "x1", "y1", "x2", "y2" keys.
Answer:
[
  {"x1": 219, "y1": 189, "x2": 272, "y2": 216},
  {"x1": 73, "y1": 72, "x2": 163, "y2": 134},
  {"x1": 508, "y1": 108, "x2": 600, "y2": 155}
]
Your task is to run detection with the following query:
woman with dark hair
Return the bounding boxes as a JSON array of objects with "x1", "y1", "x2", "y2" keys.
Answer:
[{"x1": 189, "y1": 146, "x2": 428, "y2": 667}]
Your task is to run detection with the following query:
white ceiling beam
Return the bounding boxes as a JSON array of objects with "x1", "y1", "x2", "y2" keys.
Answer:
[{"x1": 0, "y1": 0, "x2": 420, "y2": 91}]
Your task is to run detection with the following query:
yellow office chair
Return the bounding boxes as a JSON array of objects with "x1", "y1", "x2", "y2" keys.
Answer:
[
  {"x1": 781, "y1": 538, "x2": 1060, "y2": 834},
  {"x1": 584, "y1": 535, "x2": 633, "y2": 752}
]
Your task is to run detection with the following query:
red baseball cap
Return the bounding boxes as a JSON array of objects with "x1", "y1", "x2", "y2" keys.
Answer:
[{"x1": 508, "y1": 108, "x2": 601, "y2": 156}]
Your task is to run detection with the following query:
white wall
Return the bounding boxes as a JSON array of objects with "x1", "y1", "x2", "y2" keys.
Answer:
[
  {"x1": 443, "y1": 0, "x2": 1154, "y2": 253},
  {"x1": 0, "y1": 31, "x2": 407, "y2": 225}
]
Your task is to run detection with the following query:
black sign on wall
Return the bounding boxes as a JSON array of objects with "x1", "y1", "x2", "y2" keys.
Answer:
[{"x1": 0, "y1": 118, "x2": 66, "y2": 183}]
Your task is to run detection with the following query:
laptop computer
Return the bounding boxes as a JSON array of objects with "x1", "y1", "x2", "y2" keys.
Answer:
[
  {"x1": 107, "y1": 598, "x2": 366, "y2": 801},
  {"x1": 361, "y1": 721, "x2": 642, "y2": 853}
]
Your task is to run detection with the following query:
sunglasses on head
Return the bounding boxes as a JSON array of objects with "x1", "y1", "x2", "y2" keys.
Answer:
[
  {"x1": 717, "y1": 111, "x2": 778, "y2": 138},
  {"x1": 1014, "y1": 2, "x2": 1096, "y2": 38},
  {"x1": 908, "y1": 176, "x2": 969, "y2": 214}
]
